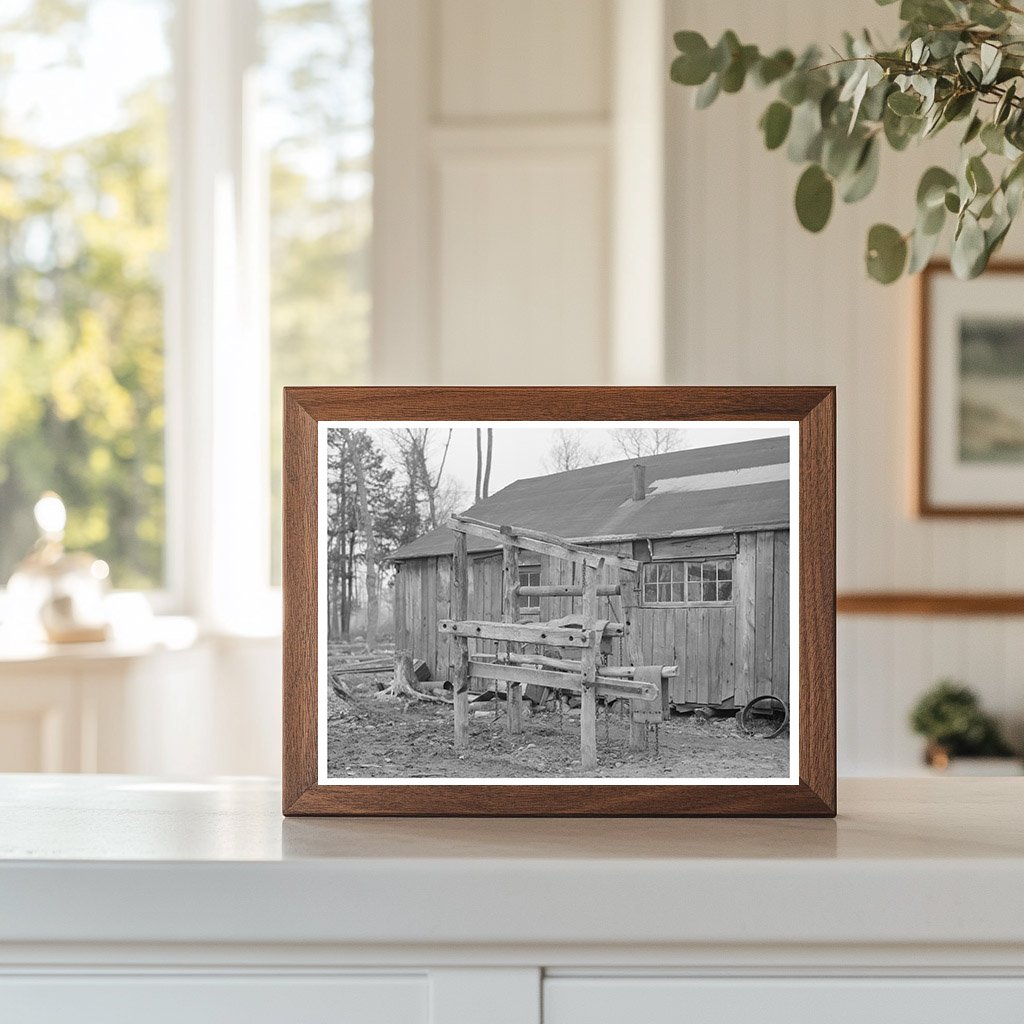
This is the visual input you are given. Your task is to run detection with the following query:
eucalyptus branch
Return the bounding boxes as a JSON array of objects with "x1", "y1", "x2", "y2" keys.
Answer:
[{"x1": 670, "y1": 0, "x2": 1024, "y2": 282}]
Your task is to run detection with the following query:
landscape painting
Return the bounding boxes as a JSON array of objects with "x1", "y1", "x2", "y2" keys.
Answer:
[
  {"x1": 959, "y1": 317, "x2": 1024, "y2": 463},
  {"x1": 317, "y1": 423, "x2": 797, "y2": 785}
]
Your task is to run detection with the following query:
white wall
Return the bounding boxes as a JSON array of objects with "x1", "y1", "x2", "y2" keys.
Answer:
[
  {"x1": 665, "y1": 0, "x2": 1024, "y2": 772},
  {"x1": 373, "y1": 0, "x2": 666, "y2": 386}
]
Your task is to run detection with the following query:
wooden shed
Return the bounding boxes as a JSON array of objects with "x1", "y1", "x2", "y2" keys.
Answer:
[{"x1": 389, "y1": 436, "x2": 791, "y2": 709}]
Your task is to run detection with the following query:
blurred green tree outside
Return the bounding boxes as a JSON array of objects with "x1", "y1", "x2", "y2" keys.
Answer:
[
  {"x1": 0, "y1": 0, "x2": 171, "y2": 588},
  {"x1": 0, "y1": 0, "x2": 372, "y2": 591}
]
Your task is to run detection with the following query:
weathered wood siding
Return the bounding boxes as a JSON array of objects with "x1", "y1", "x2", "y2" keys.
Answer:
[{"x1": 392, "y1": 528, "x2": 789, "y2": 705}]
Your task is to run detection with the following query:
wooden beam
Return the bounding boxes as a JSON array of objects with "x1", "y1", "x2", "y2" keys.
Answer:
[
  {"x1": 837, "y1": 592, "x2": 1024, "y2": 616},
  {"x1": 580, "y1": 561, "x2": 599, "y2": 771},
  {"x1": 450, "y1": 514, "x2": 640, "y2": 572},
  {"x1": 502, "y1": 535, "x2": 523, "y2": 736},
  {"x1": 451, "y1": 530, "x2": 469, "y2": 751},
  {"x1": 565, "y1": 522, "x2": 790, "y2": 545},
  {"x1": 601, "y1": 664, "x2": 678, "y2": 679},
  {"x1": 469, "y1": 660, "x2": 658, "y2": 702},
  {"x1": 496, "y1": 652, "x2": 677, "y2": 679},
  {"x1": 439, "y1": 619, "x2": 592, "y2": 648},
  {"x1": 451, "y1": 517, "x2": 605, "y2": 570},
  {"x1": 515, "y1": 584, "x2": 620, "y2": 598},
  {"x1": 544, "y1": 617, "x2": 624, "y2": 636},
  {"x1": 619, "y1": 566, "x2": 648, "y2": 750}
]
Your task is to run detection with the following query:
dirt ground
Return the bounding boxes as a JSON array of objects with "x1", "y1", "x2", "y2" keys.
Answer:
[{"x1": 326, "y1": 669, "x2": 789, "y2": 781}]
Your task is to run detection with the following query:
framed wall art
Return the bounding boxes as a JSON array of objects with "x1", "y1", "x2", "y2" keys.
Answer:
[
  {"x1": 282, "y1": 387, "x2": 836, "y2": 816},
  {"x1": 917, "y1": 261, "x2": 1024, "y2": 517}
]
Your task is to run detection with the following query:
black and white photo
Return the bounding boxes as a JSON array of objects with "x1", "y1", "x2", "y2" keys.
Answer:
[{"x1": 317, "y1": 422, "x2": 797, "y2": 784}]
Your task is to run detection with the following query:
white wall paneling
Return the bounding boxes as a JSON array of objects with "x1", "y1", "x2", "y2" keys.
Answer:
[
  {"x1": 373, "y1": 0, "x2": 665, "y2": 386},
  {"x1": 664, "y1": 0, "x2": 1024, "y2": 774}
]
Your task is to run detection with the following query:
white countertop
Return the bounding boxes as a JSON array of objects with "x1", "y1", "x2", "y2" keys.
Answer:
[{"x1": 1, "y1": 775, "x2": 1022, "y2": 952}]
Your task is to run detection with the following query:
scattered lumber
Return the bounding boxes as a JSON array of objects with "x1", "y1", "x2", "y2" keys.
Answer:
[{"x1": 331, "y1": 659, "x2": 394, "y2": 675}]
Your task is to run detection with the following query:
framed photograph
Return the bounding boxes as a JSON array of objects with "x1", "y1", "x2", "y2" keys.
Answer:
[
  {"x1": 918, "y1": 261, "x2": 1024, "y2": 516},
  {"x1": 283, "y1": 387, "x2": 835, "y2": 816}
]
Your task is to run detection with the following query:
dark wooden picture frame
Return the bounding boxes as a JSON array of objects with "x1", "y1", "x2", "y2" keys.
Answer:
[
  {"x1": 283, "y1": 387, "x2": 836, "y2": 817},
  {"x1": 916, "y1": 260, "x2": 1024, "y2": 518}
]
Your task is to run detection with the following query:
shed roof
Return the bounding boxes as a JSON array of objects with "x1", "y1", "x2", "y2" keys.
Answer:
[{"x1": 389, "y1": 435, "x2": 790, "y2": 561}]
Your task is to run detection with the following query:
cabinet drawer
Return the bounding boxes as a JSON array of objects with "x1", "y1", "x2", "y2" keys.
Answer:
[
  {"x1": 0, "y1": 974, "x2": 427, "y2": 1024},
  {"x1": 544, "y1": 977, "x2": 1024, "y2": 1024}
]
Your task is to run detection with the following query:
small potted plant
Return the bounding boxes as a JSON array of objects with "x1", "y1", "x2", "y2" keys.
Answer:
[{"x1": 910, "y1": 680, "x2": 1020, "y2": 774}]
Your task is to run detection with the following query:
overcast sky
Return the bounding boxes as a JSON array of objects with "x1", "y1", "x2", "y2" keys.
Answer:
[{"x1": 407, "y1": 424, "x2": 790, "y2": 509}]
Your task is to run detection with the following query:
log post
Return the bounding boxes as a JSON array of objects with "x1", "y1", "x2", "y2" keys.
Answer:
[
  {"x1": 502, "y1": 536, "x2": 523, "y2": 735},
  {"x1": 580, "y1": 561, "x2": 598, "y2": 771},
  {"x1": 619, "y1": 566, "x2": 647, "y2": 752},
  {"x1": 452, "y1": 529, "x2": 469, "y2": 751}
]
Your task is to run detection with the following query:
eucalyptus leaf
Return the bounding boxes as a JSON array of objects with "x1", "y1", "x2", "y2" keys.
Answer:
[
  {"x1": 760, "y1": 101, "x2": 793, "y2": 150},
  {"x1": 842, "y1": 137, "x2": 881, "y2": 203},
  {"x1": 996, "y1": 82, "x2": 1017, "y2": 124},
  {"x1": 779, "y1": 73, "x2": 808, "y2": 106},
  {"x1": 970, "y1": 2, "x2": 1009, "y2": 29},
  {"x1": 795, "y1": 164, "x2": 834, "y2": 232},
  {"x1": 721, "y1": 44, "x2": 759, "y2": 93},
  {"x1": 981, "y1": 121, "x2": 1006, "y2": 155},
  {"x1": 980, "y1": 42, "x2": 1003, "y2": 86},
  {"x1": 694, "y1": 73, "x2": 721, "y2": 109},
  {"x1": 917, "y1": 166, "x2": 957, "y2": 210},
  {"x1": 754, "y1": 49, "x2": 795, "y2": 87},
  {"x1": 962, "y1": 115, "x2": 983, "y2": 145},
  {"x1": 671, "y1": 50, "x2": 712, "y2": 87},
  {"x1": 866, "y1": 223, "x2": 908, "y2": 283},
  {"x1": 710, "y1": 31, "x2": 740, "y2": 73},
  {"x1": 951, "y1": 211, "x2": 987, "y2": 278},
  {"x1": 967, "y1": 154, "x2": 995, "y2": 195},
  {"x1": 884, "y1": 106, "x2": 922, "y2": 150},
  {"x1": 888, "y1": 90, "x2": 921, "y2": 115},
  {"x1": 942, "y1": 92, "x2": 974, "y2": 122},
  {"x1": 787, "y1": 100, "x2": 824, "y2": 162},
  {"x1": 822, "y1": 129, "x2": 864, "y2": 178},
  {"x1": 908, "y1": 221, "x2": 942, "y2": 273}
]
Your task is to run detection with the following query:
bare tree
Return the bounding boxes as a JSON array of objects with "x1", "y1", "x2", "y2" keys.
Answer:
[
  {"x1": 544, "y1": 429, "x2": 603, "y2": 473},
  {"x1": 475, "y1": 429, "x2": 483, "y2": 502},
  {"x1": 482, "y1": 427, "x2": 493, "y2": 498},
  {"x1": 475, "y1": 427, "x2": 494, "y2": 500},
  {"x1": 348, "y1": 432, "x2": 378, "y2": 647},
  {"x1": 390, "y1": 428, "x2": 453, "y2": 529},
  {"x1": 610, "y1": 428, "x2": 686, "y2": 459}
]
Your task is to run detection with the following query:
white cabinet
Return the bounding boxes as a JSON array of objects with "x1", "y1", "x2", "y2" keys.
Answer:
[
  {"x1": 544, "y1": 977, "x2": 1024, "y2": 1024},
  {"x1": 0, "y1": 975, "x2": 428, "y2": 1024},
  {"x1": 0, "y1": 639, "x2": 211, "y2": 773},
  {"x1": 1, "y1": 778, "x2": 1022, "y2": 1024}
]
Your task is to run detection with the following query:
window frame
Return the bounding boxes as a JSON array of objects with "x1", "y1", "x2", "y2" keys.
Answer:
[
  {"x1": 517, "y1": 565, "x2": 542, "y2": 615},
  {"x1": 165, "y1": 0, "x2": 276, "y2": 630},
  {"x1": 640, "y1": 557, "x2": 735, "y2": 608}
]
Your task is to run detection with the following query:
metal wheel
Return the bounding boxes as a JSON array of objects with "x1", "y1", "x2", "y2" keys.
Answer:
[{"x1": 737, "y1": 695, "x2": 789, "y2": 739}]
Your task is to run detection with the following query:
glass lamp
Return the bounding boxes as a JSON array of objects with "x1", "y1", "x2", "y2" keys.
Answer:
[{"x1": 5, "y1": 493, "x2": 111, "y2": 644}]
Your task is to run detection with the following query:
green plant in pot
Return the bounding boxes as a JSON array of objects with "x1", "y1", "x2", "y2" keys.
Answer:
[
  {"x1": 670, "y1": 0, "x2": 1024, "y2": 283},
  {"x1": 910, "y1": 680, "x2": 1015, "y2": 768}
]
